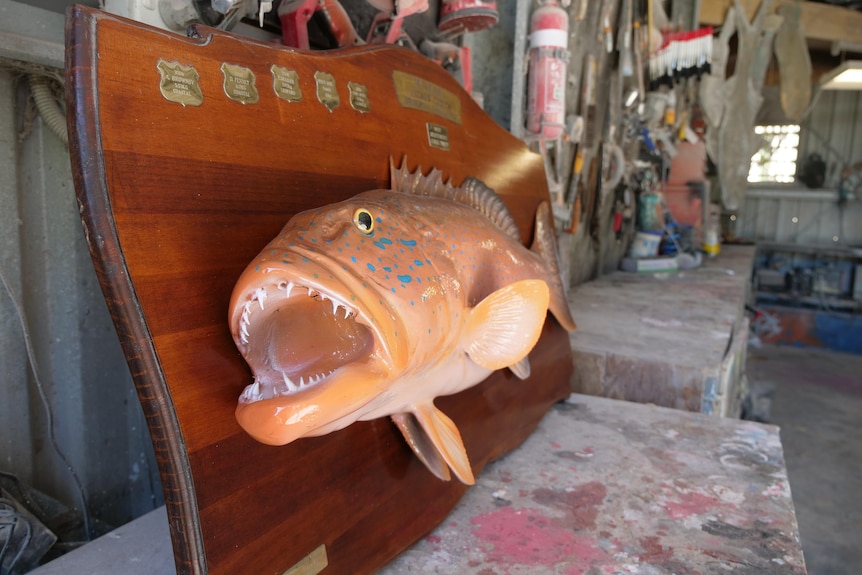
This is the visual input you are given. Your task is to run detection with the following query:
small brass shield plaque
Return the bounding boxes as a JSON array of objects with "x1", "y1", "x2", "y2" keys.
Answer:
[
  {"x1": 156, "y1": 60, "x2": 203, "y2": 107},
  {"x1": 220, "y1": 63, "x2": 259, "y2": 104},
  {"x1": 393, "y1": 70, "x2": 461, "y2": 125},
  {"x1": 314, "y1": 71, "x2": 339, "y2": 112},
  {"x1": 271, "y1": 65, "x2": 302, "y2": 102},
  {"x1": 427, "y1": 123, "x2": 450, "y2": 151},
  {"x1": 348, "y1": 81, "x2": 370, "y2": 113},
  {"x1": 281, "y1": 544, "x2": 328, "y2": 575}
]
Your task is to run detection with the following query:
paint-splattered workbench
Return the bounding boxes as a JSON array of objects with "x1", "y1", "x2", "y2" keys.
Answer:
[
  {"x1": 29, "y1": 393, "x2": 805, "y2": 574},
  {"x1": 380, "y1": 393, "x2": 806, "y2": 575},
  {"x1": 568, "y1": 245, "x2": 757, "y2": 417}
]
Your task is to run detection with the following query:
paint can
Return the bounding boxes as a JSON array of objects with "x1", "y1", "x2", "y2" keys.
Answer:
[{"x1": 629, "y1": 231, "x2": 662, "y2": 258}]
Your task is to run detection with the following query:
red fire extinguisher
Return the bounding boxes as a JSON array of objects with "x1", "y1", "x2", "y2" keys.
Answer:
[{"x1": 526, "y1": 0, "x2": 569, "y2": 140}]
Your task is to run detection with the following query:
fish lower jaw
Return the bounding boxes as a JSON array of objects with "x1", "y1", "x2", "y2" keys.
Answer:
[
  {"x1": 237, "y1": 280, "x2": 359, "y2": 347},
  {"x1": 239, "y1": 369, "x2": 335, "y2": 404}
]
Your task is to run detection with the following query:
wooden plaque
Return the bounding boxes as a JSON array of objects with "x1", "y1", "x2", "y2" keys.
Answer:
[{"x1": 65, "y1": 6, "x2": 573, "y2": 574}]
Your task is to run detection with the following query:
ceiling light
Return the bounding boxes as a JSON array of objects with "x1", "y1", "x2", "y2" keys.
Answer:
[{"x1": 820, "y1": 60, "x2": 862, "y2": 90}]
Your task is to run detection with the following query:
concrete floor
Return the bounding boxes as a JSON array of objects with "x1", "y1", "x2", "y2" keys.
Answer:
[{"x1": 746, "y1": 344, "x2": 862, "y2": 575}]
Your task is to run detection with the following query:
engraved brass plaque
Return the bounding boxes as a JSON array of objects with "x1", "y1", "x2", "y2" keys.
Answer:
[
  {"x1": 427, "y1": 123, "x2": 451, "y2": 151},
  {"x1": 348, "y1": 81, "x2": 370, "y2": 113},
  {"x1": 393, "y1": 70, "x2": 461, "y2": 125},
  {"x1": 156, "y1": 60, "x2": 203, "y2": 107},
  {"x1": 271, "y1": 65, "x2": 302, "y2": 102},
  {"x1": 220, "y1": 63, "x2": 259, "y2": 104},
  {"x1": 281, "y1": 544, "x2": 328, "y2": 575},
  {"x1": 314, "y1": 71, "x2": 339, "y2": 112}
]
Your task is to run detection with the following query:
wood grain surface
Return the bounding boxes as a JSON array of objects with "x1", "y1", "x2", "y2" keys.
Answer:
[{"x1": 66, "y1": 6, "x2": 573, "y2": 574}]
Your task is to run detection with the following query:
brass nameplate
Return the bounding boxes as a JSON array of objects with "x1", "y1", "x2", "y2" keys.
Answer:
[
  {"x1": 427, "y1": 123, "x2": 450, "y2": 150},
  {"x1": 393, "y1": 70, "x2": 461, "y2": 125},
  {"x1": 221, "y1": 63, "x2": 259, "y2": 104},
  {"x1": 348, "y1": 81, "x2": 370, "y2": 113},
  {"x1": 281, "y1": 544, "x2": 328, "y2": 575},
  {"x1": 314, "y1": 71, "x2": 339, "y2": 112},
  {"x1": 271, "y1": 65, "x2": 302, "y2": 102},
  {"x1": 156, "y1": 60, "x2": 203, "y2": 107}
]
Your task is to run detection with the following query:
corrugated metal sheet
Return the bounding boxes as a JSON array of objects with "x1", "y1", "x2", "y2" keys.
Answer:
[
  {"x1": 798, "y1": 90, "x2": 862, "y2": 188},
  {"x1": 737, "y1": 188, "x2": 862, "y2": 245},
  {"x1": 0, "y1": 69, "x2": 162, "y2": 534},
  {"x1": 737, "y1": 88, "x2": 862, "y2": 245}
]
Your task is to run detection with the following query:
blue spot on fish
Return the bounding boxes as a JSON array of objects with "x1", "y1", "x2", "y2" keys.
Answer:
[
  {"x1": 379, "y1": 237, "x2": 393, "y2": 245},
  {"x1": 373, "y1": 241, "x2": 387, "y2": 250},
  {"x1": 400, "y1": 239, "x2": 417, "y2": 246},
  {"x1": 383, "y1": 266, "x2": 392, "y2": 272},
  {"x1": 398, "y1": 274, "x2": 412, "y2": 283},
  {"x1": 351, "y1": 256, "x2": 357, "y2": 263},
  {"x1": 367, "y1": 263, "x2": 376, "y2": 272},
  {"x1": 414, "y1": 260, "x2": 424, "y2": 266},
  {"x1": 302, "y1": 257, "x2": 309, "y2": 263},
  {"x1": 391, "y1": 287, "x2": 396, "y2": 293}
]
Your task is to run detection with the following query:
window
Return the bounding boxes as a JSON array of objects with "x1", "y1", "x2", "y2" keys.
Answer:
[{"x1": 748, "y1": 125, "x2": 801, "y2": 184}]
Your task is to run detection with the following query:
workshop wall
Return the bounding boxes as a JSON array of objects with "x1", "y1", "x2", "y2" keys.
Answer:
[
  {"x1": 737, "y1": 88, "x2": 862, "y2": 245},
  {"x1": 799, "y1": 89, "x2": 862, "y2": 188},
  {"x1": 468, "y1": 0, "x2": 635, "y2": 288},
  {"x1": 0, "y1": 70, "x2": 163, "y2": 533}
]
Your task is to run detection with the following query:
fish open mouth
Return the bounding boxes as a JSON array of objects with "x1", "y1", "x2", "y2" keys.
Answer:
[{"x1": 234, "y1": 280, "x2": 375, "y2": 403}]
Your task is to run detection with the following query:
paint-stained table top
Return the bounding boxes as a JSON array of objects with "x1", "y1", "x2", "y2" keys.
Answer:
[
  {"x1": 380, "y1": 393, "x2": 806, "y2": 575},
  {"x1": 30, "y1": 393, "x2": 805, "y2": 575}
]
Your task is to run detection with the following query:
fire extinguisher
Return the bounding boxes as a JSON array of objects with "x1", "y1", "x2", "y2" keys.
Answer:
[{"x1": 525, "y1": 0, "x2": 569, "y2": 140}]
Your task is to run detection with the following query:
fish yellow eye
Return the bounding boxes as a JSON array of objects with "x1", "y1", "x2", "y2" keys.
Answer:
[{"x1": 353, "y1": 208, "x2": 374, "y2": 235}]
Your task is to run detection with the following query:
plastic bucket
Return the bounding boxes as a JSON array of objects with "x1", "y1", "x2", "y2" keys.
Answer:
[{"x1": 630, "y1": 231, "x2": 662, "y2": 258}]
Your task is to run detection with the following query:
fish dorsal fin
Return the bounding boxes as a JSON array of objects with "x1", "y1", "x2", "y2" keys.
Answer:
[
  {"x1": 531, "y1": 201, "x2": 577, "y2": 332},
  {"x1": 405, "y1": 404, "x2": 475, "y2": 485},
  {"x1": 465, "y1": 279, "x2": 550, "y2": 372},
  {"x1": 389, "y1": 157, "x2": 521, "y2": 242},
  {"x1": 509, "y1": 357, "x2": 531, "y2": 380},
  {"x1": 391, "y1": 413, "x2": 451, "y2": 481}
]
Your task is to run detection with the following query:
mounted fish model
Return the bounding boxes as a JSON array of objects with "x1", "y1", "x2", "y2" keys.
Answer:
[{"x1": 228, "y1": 159, "x2": 577, "y2": 484}]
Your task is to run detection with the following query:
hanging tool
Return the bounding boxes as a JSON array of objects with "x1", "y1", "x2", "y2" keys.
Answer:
[{"x1": 564, "y1": 53, "x2": 597, "y2": 233}]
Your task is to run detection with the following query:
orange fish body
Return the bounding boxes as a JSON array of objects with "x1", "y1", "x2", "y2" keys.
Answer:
[{"x1": 229, "y1": 161, "x2": 575, "y2": 484}]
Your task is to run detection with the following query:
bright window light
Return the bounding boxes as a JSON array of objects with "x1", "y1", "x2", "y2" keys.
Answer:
[{"x1": 748, "y1": 125, "x2": 800, "y2": 184}]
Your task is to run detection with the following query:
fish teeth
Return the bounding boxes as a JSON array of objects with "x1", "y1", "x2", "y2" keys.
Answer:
[
  {"x1": 283, "y1": 372, "x2": 299, "y2": 393},
  {"x1": 254, "y1": 287, "x2": 267, "y2": 310},
  {"x1": 240, "y1": 380, "x2": 263, "y2": 402},
  {"x1": 278, "y1": 281, "x2": 295, "y2": 298}
]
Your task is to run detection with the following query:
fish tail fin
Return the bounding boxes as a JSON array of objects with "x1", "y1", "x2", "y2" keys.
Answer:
[{"x1": 531, "y1": 201, "x2": 577, "y2": 332}]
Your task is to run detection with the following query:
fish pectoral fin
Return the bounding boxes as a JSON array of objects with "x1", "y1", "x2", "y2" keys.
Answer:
[
  {"x1": 465, "y1": 279, "x2": 550, "y2": 372},
  {"x1": 411, "y1": 403, "x2": 475, "y2": 485},
  {"x1": 391, "y1": 413, "x2": 451, "y2": 482},
  {"x1": 509, "y1": 357, "x2": 531, "y2": 380}
]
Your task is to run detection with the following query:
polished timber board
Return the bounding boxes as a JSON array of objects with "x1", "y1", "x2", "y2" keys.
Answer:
[{"x1": 65, "y1": 6, "x2": 572, "y2": 574}]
